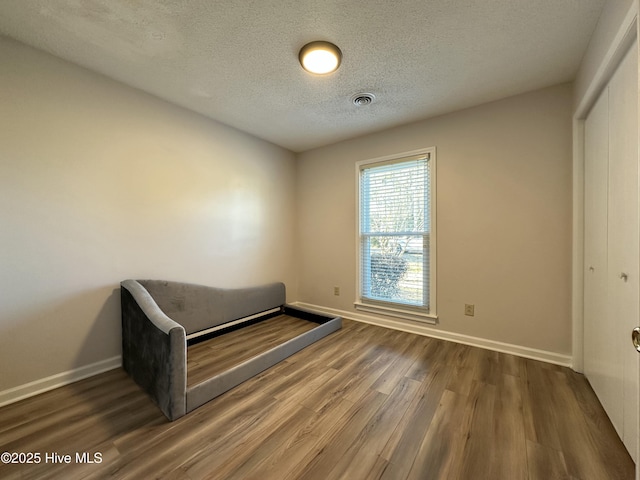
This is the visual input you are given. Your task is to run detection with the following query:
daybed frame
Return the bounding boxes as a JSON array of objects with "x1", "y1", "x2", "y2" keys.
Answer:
[{"x1": 121, "y1": 279, "x2": 341, "y2": 421}]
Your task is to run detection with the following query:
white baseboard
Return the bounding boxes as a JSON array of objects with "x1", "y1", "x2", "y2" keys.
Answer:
[
  {"x1": 294, "y1": 302, "x2": 573, "y2": 368},
  {"x1": 0, "y1": 356, "x2": 122, "y2": 408}
]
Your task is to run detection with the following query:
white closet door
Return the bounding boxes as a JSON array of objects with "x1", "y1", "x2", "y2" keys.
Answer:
[
  {"x1": 584, "y1": 84, "x2": 619, "y2": 431},
  {"x1": 607, "y1": 42, "x2": 638, "y2": 462}
]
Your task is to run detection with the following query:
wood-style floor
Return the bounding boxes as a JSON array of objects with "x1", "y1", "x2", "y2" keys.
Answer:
[{"x1": 0, "y1": 319, "x2": 634, "y2": 479}]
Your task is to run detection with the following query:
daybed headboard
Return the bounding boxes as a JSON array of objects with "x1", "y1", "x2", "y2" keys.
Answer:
[{"x1": 137, "y1": 280, "x2": 286, "y2": 335}]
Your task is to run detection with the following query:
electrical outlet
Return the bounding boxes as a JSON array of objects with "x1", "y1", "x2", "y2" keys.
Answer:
[
  {"x1": 464, "y1": 304, "x2": 475, "y2": 316},
  {"x1": 334, "y1": 286, "x2": 340, "y2": 296}
]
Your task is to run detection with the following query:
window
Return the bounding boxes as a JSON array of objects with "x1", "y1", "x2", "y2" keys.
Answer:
[{"x1": 356, "y1": 148, "x2": 436, "y2": 323}]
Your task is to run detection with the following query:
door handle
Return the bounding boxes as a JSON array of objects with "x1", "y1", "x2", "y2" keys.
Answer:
[{"x1": 633, "y1": 327, "x2": 640, "y2": 353}]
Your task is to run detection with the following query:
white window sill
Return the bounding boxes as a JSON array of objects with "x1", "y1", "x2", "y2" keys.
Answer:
[{"x1": 354, "y1": 301, "x2": 438, "y2": 325}]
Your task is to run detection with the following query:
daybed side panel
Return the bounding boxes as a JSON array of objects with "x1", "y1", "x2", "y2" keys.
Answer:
[
  {"x1": 121, "y1": 282, "x2": 187, "y2": 421},
  {"x1": 185, "y1": 316, "x2": 342, "y2": 413}
]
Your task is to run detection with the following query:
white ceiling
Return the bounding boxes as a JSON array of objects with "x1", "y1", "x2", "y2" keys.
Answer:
[{"x1": 0, "y1": 0, "x2": 605, "y2": 152}]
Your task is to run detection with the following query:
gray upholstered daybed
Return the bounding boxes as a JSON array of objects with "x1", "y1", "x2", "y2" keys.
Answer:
[{"x1": 120, "y1": 279, "x2": 341, "y2": 421}]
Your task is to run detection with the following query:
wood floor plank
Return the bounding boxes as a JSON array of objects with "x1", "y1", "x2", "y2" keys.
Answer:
[
  {"x1": 404, "y1": 388, "x2": 468, "y2": 480},
  {"x1": 552, "y1": 368, "x2": 633, "y2": 480},
  {"x1": 521, "y1": 359, "x2": 564, "y2": 450},
  {"x1": 526, "y1": 439, "x2": 573, "y2": 480},
  {"x1": 285, "y1": 388, "x2": 388, "y2": 480},
  {"x1": 223, "y1": 407, "x2": 316, "y2": 480},
  {"x1": 369, "y1": 333, "x2": 425, "y2": 395},
  {"x1": 195, "y1": 402, "x2": 314, "y2": 480},
  {"x1": 323, "y1": 376, "x2": 421, "y2": 480},
  {"x1": 475, "y1": 349, "x2": 502, "y2": 385},
  {"x1": 224, "y1": 399, "x2": 354, "y2": 480},
  {"x1": 404, "y1": 335, "x2": 449, "y2": 382},
  {"x1": 379, "y1": 362, "x2": 452, "y2": 478},
  {"x1": 564, "y1": 368, "x2": 637, "y2": 474},
  {"x1": 452, "y1": 380, "x2": 497, "y2": 479},
  {"x1": 0, "y1": 319, "x2": 633, "y2": 480},
  {"x1": 299, "y1": 341, "x2": 390, "y2": 412},
  {"x1": 490, "y1": 373, "x2": 528, "y2": 479},
  {"x1": 446, "y1": 365, "x2": 477, "y2": 396}
]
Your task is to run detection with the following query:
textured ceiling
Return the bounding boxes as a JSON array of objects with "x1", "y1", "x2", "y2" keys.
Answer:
[{"x1": 0, "y1": 0, "x2": 605, "y2": 152}]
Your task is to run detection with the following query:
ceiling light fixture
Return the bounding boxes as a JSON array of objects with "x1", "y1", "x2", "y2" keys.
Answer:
[{"x1": 299, "y1": 41, "x2": 342, "y2": 75}]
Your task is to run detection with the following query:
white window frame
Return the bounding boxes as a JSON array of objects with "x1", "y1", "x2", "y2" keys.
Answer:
[{"x1": 354, "y1": 147, "x2": 437, "y2": 324}]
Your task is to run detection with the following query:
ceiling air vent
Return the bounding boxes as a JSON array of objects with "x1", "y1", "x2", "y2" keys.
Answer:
[{"x1": 351, "y1": 93, "x2": 375, "y2": 106}]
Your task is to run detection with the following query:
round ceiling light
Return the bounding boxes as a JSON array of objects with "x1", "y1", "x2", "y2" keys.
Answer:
[{"x1": 299, "y1": 41, "x2": 342, "y2": 75}]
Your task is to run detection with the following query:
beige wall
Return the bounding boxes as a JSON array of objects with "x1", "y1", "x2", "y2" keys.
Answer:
[
  {"x1": 0, "y1": 37, "x2": 297, "y2": 392},
  {"x1": 296, "y1": 84, "x2": 573, "y2": 355}
]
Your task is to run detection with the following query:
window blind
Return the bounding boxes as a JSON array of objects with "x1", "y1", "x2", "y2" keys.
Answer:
[{"x1": 360, "y1": 155, "x2": 430, "y2": 309}]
